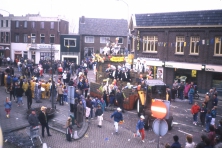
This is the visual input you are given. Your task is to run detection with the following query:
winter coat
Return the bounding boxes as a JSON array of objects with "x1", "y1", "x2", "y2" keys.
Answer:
[
  {"x1": 111, "y1": 111, "x2": 123, "y2": 122},
  {"x1": 136, "y1": 120, "x2": 144, "y2": 130},
  {"x1": 191, "y1": 105, "x2": 200, "y2": 114}
]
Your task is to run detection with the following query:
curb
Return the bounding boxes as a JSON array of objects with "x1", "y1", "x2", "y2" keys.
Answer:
[
  {"x1": 2, "y1": 124, "x2": 30, "y2": 133},
  {"x1": 49, "y1": 121, "x2": 89, "y2": 140}
]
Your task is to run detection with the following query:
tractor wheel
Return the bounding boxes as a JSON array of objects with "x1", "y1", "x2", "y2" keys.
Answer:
[{"x1": 144, "y1": 115, "x2": 150, "y2": 130}]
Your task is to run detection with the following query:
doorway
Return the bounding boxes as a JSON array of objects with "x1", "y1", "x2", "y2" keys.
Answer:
[{"x1": 14, "y1": 54, "x2": 22, "y2": 60}]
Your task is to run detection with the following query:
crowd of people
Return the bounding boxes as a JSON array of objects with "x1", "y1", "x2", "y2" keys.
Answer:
[{"x1": 2, "y1": 57, "x2": 222, "y2": 147}]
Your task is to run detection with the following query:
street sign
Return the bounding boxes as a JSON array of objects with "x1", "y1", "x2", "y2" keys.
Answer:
[
  {"x1": 152, "y1": 119, "x2": 168, "y2": 136},
  {"x1": 151, "y1": 100, "x2": 167, "y2": 119}
]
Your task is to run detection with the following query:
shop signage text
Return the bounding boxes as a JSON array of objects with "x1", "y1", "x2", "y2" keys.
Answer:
[
  {"x1": 165, "y1": 65, "x2": 173, "y2": 68},
  {"x1": 30, "y1": 44, "x2": 55, "y2": 49},
  {"x1": 205, "y1": 68, "x2": 215, "y2": 71},
  {"x1": 110, "y1": 57, "x2": 124, "y2": 62}
]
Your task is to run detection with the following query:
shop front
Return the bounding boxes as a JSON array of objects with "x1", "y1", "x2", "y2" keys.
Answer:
[
  {"x1": 205, "y1": 64, "x2": 222, "y2": 94},
  {"x1": 0, "y1": 45, "x2": 10, "y2": 58},
  {"x1": 165, "y1": 61, "x2": 202, "y2": 84}
]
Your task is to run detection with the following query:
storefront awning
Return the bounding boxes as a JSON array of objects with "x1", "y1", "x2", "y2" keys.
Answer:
[
  {"x1": 205, "y1": 64, "x2": 222, "y2": 72},
  {"x1": 165, "y1": 61, "x2": 202, "y2": 70}
]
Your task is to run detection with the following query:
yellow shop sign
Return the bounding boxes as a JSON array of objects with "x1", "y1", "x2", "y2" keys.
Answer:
[{"x1": 110, "y1": 57, "x2": 125, "y2": 62}]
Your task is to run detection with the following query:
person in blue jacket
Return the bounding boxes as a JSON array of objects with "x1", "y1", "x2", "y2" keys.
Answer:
[
  {"x1": 134, "y1": 115, "x2": 145, "y2": 142},
  {"x1": 205, "y1": 109, "x2": 212, "y2": 133},
  {"x1": 111, "y1": 107, "x2": 123, "y2": 135}
]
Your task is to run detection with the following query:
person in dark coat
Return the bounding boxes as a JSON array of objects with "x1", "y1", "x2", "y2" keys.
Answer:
[
  {"x1": 25, "y1": 86, "x2": 32, "y2": 109},
  {"x1": 170, "y1": 135, "x2": 182, "y2": 148},
  {"x1": 28, "y1": 109, "x2": 40, "y2": 128},
  {"x1": 73, "y1": 99, "x2": 78, "y2": 123},
  {"x1": 116, "y1": 88, "x2": 125, "y2": 113},
  {"x1": 38, "y1": 106, "x2": 52, "y2": 137},
  {"x1": 76, "y1": 100, "x2": 84, "y2": 128}
]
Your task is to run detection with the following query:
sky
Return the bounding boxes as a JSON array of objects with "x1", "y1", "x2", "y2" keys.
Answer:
[{"x1": 0, "y1": 0, "x2": 222, "y2": 32}]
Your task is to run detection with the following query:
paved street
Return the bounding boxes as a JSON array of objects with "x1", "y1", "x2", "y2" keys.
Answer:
[{"x1": 1, "y1": 67, "x2": 222, "y2": 148}]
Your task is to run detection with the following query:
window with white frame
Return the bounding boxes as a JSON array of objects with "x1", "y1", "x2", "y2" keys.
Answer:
[
  {"x1": 50, "y1": 34, "x2": 55, "y2": 44},
  {"x1": 50, "y1": 22, "x2": 54, "y2": 29},
  {"x1": 214, "y1": 37, "x2": 222, "y2": 56},
  {"x1": 190, "y1": 36, "x2": 200, "y2": 54},
  {"x1": 85, "y1": 36, "x2": 94, "y2": 43},
  {"x1": 1, "y1": 20, "x2": 3, "y2": 27},
  {"x1": 40, "y1": 34, "x2": 45, "y2": 43},
  {"x1": 143, "y1": 36, "x2": 158, "y2": 52},
  {"x1": 117, "y1": 37, "x2": 123, "y2": 44},
  {"x1": 84, "y1": 47, "x2": 94, "y2": 57},
  {"x1": 31, "y1": 33, "x2": 36, "y2": 43},
  {"x1": 64, "y1": 38, "x2": 76, "y2": 47},
  {"x1": 15, "y1": 33, "x2": 19, "y2": 42},
  {"x1": 31, "y1": 22, "x2": 35, "y2": 28},
  {"x1": 6, "y1": 20, "x2": 8, "y2": 27},
  {"x1": 175, "y1": 36, "x2": 185, "y2": 54},
  {"x1": 0, "y1": 32, "x2": 3, "y2": 42},
  {"x1": 100, "y1": 37, "x2": 110, "y2": 43},
  {"x1": 40, "y1": 22, "x2": 44, "y2": 29},
  {"x1": 15, "y1": 21, "x2": 19, "y2": 28},
  {"x1": 24, "y1": 21, "x2": 27, "y2": 28},
  {"x1": 23, "y1": 34, "x2": 28, "y2": 43}
]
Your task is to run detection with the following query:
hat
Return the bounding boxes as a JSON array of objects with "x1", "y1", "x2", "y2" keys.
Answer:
[
  {"x1": 117, "y1": 107, "x2": 122, "y2": 111},
  {"x1": 41, "y1": 106, "x2": 47, "y2": 111},
  {"x1": 140, "y1": 115, "x2": 145, "y2": 119},
  {"x1": 31, "y1": 108, "x2": 36, "y2": 111},
  {"x1": 206, "y1": 92, "x2": 209, "y2": 95}
]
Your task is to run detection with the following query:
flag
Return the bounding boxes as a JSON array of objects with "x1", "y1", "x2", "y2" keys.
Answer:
[
  {"x1": 164, "y1": 42, "x2": 166, "y2": 47},
  {"x1": 184, "y1": 42, "x2": 186, "y2": 47}
]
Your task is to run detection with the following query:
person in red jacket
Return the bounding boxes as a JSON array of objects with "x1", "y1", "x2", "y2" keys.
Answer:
[{"x1": 191, "y1": 102, "x2": 200, "y2": 125}]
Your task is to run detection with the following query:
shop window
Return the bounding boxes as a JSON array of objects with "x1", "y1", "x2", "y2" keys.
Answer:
[
  {"x1": 84, "y1": 47, "x2": 94, "y2": 57},
  {"x1": 64, "y1": 38, "x2": 76, "y2": 47},
  {"x1": 40, "y1": 52, "x2": 54, "y2": 60},
  {"x1": 15, "y1": 21, "x2": 19, "y2": 28},
  {"x1": 24, "y1": 21, "x2": 27, "y2": 28},
  {"x1": 31, "y1": 22, "x2": 35, "y2": 28},
  {"x1": 23, "y1": 34, "x2": 28, "y2": 43},
  {"x1": 190, "y1": 36, "x2": 200, "y2": 55},
  {"x1": 100, "y1": 37, "x2": 110, "y2": 43},
  {"x1": 50, "y1": 22, "x2": 54, "y2": 29},
  {"x1": 40, "y1": 34, "x2": 45, "y2": 43},
  {"x1": 15, "y1": 33, "x2": 19, "y2": 42},
  {"x1": 175, "y1": 36, "x2": 185, "y2": 54},
  {"x1": 143, "y1": 36, "x2": 158, "y2": 53},
  {"x1": 31, "y1": 33, "x2": 36, "y2": 43},
  {"x1": 50, "y1": 34, "x2": 55, "y2": 44},
  {"x1": 85, "y1": 36, "x2": 94, "y2": 43},
  {"x1": 40, "y1": 22, "x2": 44, "y2": 29},
  {"x1": 214, "y1": 37, "x2": 222, "y2": 56},
  {"x1": 23, "y1": 51, "x2": 28, "y2": 59}
]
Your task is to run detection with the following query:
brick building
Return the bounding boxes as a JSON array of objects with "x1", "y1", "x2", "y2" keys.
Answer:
[
  {"x1": 79, "y1": 16, "x2": 128, "y2": 61},
  {"x1": 130, "y1": 9, "x2": 222, "y2": 94},
  {"x1": 10, "y1": 14, "x2": 69, "y2": 64}
]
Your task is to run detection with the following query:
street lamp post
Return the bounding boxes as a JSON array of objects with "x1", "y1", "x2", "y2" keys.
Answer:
[
  {"x1": 51, "y1": 44, "x2": 54, "y2": 109},
  {"x1": 117, "y1": 0, "x2": 130, "y2": 54}
]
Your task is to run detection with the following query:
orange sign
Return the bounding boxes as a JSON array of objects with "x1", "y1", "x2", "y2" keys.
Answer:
[{"x1": 151, "y1": 100, "x2": 167, "y2": 119}]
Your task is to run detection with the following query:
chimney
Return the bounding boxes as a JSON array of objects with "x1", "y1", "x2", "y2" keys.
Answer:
[{"x1": 81, "y1": 16, "x2": 85, "y2": 24}]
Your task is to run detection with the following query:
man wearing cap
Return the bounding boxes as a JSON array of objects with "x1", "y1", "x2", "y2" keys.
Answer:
[
  {"x1": 134, "y1": 115, "x2": 145, "y2": 142},
  {"x1": 111, "y1": 107, "x2": 123, "y2": 134},
  {"x1": 95, "y1": 104, "x2": 103, "y2": 128},
  {"x1": 38, "y1": 106, "x2": 52, "y2": 137}
]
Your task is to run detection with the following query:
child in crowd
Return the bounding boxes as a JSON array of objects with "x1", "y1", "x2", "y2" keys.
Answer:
[{"x1": 191, "y1": 102, "x2": 200, "y2": 125}]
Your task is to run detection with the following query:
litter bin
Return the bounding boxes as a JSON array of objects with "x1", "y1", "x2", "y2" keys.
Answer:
[{"x1": 70, "y1": 114, "x2": 75, "y2": 126}]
